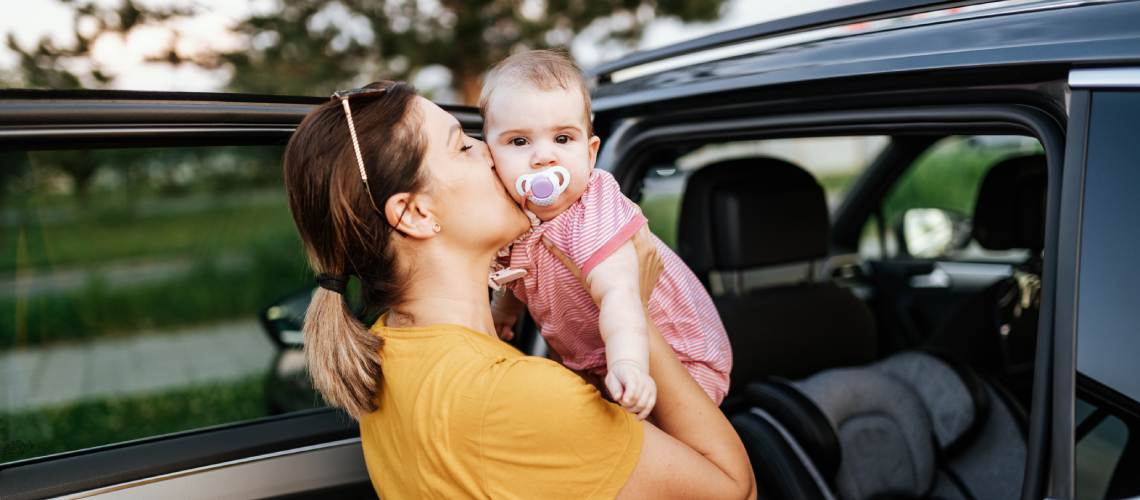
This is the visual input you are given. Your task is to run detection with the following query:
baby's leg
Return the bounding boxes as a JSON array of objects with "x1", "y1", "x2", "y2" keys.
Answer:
[{"x1": 681, "y1": 360, "x2": 730, "y2": 406}]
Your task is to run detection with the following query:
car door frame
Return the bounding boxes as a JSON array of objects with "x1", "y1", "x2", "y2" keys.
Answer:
[{"x1": 593, "y1": 100, "x2": 1066, "y2": 500}]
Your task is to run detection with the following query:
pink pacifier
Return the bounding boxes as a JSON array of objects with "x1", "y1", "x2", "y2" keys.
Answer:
[{"x1": 515, "y1": 166, "x2": 571, "y2": 207}]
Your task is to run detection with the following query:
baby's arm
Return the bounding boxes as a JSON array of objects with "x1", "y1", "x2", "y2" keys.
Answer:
[{"x1": 586, "y1": 239, "x2": 656, "y2": 419}]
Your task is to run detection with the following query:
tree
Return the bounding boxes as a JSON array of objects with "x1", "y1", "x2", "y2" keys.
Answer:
[
  {"x1": 4, "y1": 0, "x2": 199, "y2": 201},
  {"x1": 193, "y1": 0, "x2": 725, "y2": 103},
  {"x1": 6, "y1": 0, "x2": 195, "y2": 90}
]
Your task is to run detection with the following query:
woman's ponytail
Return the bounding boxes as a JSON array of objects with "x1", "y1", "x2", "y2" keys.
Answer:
[{"x1": 303, "y1": 287, "x2": 383, "y2": 419}]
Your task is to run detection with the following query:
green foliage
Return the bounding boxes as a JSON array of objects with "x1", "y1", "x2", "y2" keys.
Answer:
[
  {"x1": 4, "y1": 0, "x2": 196, "y2": 89},
  {"x1": 0, "y1": 235, "x2": 310, "y2": 349},
  {"x1": 641, "y1": 192, "x2": 681, "y2": 248},
  {"x1": 881, "y1": 137, "x2": 1043, "y2": 228},
  {"x1": 2, "y1": 193, "x2": 295, "y2": 273},
  {"x1": 0, "y1": 375, "x2": 266, "y2": 463}
]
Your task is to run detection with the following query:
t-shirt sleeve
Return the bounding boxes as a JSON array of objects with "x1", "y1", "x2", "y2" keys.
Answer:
[
  {"x1": 545, "y1": 169, "x2": 647, "y2": 278},
  {"x1": 480, "y1": 356, "x2": 644, "y2": 499}
]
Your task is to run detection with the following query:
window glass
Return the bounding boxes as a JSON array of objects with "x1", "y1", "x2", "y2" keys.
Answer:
[
  {"x1": 859, "y1": 135, "x2": 1042, "y2": 260},
  {"x1": 1075, "y1": 399, "x2": 1130, "y2": 500},
  {"x1": 1076, "y1": 92, "x2": 1140, "y2": 404},
  {"x1": 1075, "y1": 91, "x2": 1140, "y2": 500},
  {"x1": 0, "y1": 146, "x2": 322, "y2": 463},
  {"x1": 638, "y1": 136, "x2": 889, "y2": 249}
]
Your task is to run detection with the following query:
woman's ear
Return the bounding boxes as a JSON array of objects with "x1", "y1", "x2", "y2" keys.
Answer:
[
  {"x1": 384, "y1": 192, "x2": 439, "y2": 239},
  {"x1": 587, "y1": 135, "x2": 601, "y2": 171}
]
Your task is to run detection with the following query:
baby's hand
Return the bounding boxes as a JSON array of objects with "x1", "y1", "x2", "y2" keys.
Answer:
[
  {"x1": 605, "y1": 360, "x2": 657, "y2": 420},
  {"x1": 492, "y1": 310, "x2": 517, "y2": 341},
  {"x1": 490, "y1": 290, "x2": 523, "y2": 341}
]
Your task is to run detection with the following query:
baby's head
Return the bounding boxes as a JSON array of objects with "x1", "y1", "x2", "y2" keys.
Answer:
[{"x1": 480, "y1": 49, "x2": 599, "y2": 221}]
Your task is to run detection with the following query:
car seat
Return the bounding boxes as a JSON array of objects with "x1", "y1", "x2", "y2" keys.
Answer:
[
  {"x1": 731, "y1": 351, "x2": 1026, "y2": 499},
  {"x1": 676, "y1": 157, "x2": 878, "y2": 395}
]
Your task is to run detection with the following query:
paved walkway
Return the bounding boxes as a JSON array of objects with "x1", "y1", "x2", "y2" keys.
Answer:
[{"x1": 1, "y1": 320, "x2": 276, "y2": 412}]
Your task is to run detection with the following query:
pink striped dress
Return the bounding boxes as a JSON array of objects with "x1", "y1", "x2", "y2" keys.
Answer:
[{"x1": 504, "y1": 169, "x2": 732, "y2": 404}]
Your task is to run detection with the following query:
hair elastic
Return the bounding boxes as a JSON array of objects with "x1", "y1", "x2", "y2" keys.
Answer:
[{"x1": 317, "y1": 273, "x2": 349, "y2": 294}]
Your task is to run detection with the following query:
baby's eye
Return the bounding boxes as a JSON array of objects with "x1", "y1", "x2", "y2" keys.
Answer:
[
  {"x1": 555, "y1": 135, "x2": 571, "y2": 144},
  {"x1": 460, "y1": 143, "x2": 473, "y2": 152},
  {"x1": 510, "y1": 137, "x2": 528, "y2": 147}
]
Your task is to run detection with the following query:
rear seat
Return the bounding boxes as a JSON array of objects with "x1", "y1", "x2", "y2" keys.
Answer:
[
  {"x1": 732, "y1": 351, "x2": 1026, "y2": 499},
  {"x1": 676, "y1": 157, "x2": 877, "y2": 394}
]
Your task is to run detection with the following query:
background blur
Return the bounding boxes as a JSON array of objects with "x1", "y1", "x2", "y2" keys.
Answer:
[
  {"x1": 1, "y1": 0, "x2": 893, "y2": 464},
  {"x1": 0, "y1": 0, "x2": 860, "y2": 102}
]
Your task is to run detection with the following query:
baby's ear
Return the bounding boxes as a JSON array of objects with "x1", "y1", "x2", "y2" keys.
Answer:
[{"x1": 588, "y1": 135, "x2": 601, "y2": 170}]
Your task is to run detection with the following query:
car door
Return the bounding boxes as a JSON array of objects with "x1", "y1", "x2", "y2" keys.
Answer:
[
  {"x1": 1052, "y1": 68, "x2": 1140, "y2": 500},
  {"x1": 0, "y1": 91, "x2": 481, "y2": 499}
]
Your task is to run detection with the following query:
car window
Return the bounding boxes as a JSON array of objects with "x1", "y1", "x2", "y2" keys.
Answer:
[
  {"x1": 0, "y1": 145, "x2": 324, "y2": 464},
  {"x1": 1075, "y1": 398, "x2": 1131, "y2": 500},
  {"x1": 637, "y1": 136, "x2": 888, "y2": 249},
  {"x1": 859, "y1": 135, "x2": 1043, "y2": 260},
  {"x1": 1074, "y1": 91, "x2": 1140, "y2": 499}
]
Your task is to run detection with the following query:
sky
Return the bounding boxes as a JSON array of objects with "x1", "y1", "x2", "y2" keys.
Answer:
[{"x1": 0, "y1": 0, "x2": 857, "y2": 95}]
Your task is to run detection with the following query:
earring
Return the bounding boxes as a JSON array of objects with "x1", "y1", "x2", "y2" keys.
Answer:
[{"x1": 432, "y1": 222, "x2": 441, "y2": 233}]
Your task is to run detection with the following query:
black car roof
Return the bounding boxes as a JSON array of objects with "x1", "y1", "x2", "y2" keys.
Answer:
[
  {"x1": 588, "y1": 0, "x2": 995, "y2": 80},
  {"x1": 590, "y1": 0, "x2": 1140, "y2": 113}
]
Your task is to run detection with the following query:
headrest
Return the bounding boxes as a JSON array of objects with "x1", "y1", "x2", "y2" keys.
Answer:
[
  {"x1": 872, "y1": 352, "x2": 988, "y2": 452},
  {"x1": 973, "y1": 154, "x2": 1047, "y2": 251},
  {"x1": 792, "y1": 368, "x2": 936, "y2": 499},
  {"x1": 678, "y1": 158, "x2": 829, "y2": 278}
]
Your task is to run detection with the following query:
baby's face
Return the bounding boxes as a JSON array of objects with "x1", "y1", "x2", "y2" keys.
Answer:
[{"x1": 483, "y1": 84, "x2": 600, "y2": 221}]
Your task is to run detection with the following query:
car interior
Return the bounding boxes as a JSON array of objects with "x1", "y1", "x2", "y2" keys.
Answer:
[{"x1": 612, "y1": 133, "x2": 1048, "y2": 500}]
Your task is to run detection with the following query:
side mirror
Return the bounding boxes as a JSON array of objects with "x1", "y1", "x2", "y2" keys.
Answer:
[
  {"x1": 259, "y1": 288, "x2": 313, "y2": 349},
  {"x1": 897, "y1": 208, "x2": 971, "y2": 258}
]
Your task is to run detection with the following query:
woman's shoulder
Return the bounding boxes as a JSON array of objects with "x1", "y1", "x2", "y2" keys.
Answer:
[{"x1": 485, "y1": 356, "x2": 632, "y2": 427}]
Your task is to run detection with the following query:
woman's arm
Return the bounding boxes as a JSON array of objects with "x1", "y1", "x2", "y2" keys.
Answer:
[{"x1": 543, "y1": 229, "x2": 755, "y2": 500}]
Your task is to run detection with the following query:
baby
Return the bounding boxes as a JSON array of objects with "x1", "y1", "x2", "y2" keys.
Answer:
[{"x1": 482, "y1": 50, "x2": 732, "y2": 417}]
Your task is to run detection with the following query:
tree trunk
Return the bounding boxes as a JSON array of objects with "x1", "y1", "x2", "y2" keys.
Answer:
[{"x1": 457, "y1": 70, "x2": 482, "y2": 107}]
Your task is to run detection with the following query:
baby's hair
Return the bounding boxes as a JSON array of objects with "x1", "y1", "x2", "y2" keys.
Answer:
[{"x1": 479, "y1": 49, "x2": 593, "y2": 135}]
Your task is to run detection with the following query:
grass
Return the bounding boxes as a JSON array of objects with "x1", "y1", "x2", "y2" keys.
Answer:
[
  {"x1": 0, "y1": 237, "x2": 311, "y2": 349},
  {"x1": 1, "y1": 192, "x2": 297, "y2": 274},
  {"x1": 0, "y1": 375, "x2": 267, "y2": 463}
]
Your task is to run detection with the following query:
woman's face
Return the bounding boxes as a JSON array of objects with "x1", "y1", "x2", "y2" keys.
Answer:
[{"x1": 415, "y1": 97, "x2": 530, "y2": 252}]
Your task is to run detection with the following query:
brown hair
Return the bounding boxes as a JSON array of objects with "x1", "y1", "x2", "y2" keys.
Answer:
[
  {"x1": 479, "y1": 49, "x2": 593, "y2": 135},
  {"x1": 282, "y1": 81, "x2": 427, "y2": 419}
]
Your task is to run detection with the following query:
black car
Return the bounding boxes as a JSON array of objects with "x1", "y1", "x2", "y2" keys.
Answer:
[{"x1": 3, "y1": 0, "x2": 1139, "y2": 498}]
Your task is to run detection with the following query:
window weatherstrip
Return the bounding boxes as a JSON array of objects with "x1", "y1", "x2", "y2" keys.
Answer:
[{"x1": 1069, "y1": 68, "x2": 1140, "y2": 89}]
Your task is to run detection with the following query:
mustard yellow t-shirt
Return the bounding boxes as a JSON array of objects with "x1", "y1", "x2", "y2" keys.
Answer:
[{"x1": 359, "y1": 317, "x2": 644, "y2": 499}]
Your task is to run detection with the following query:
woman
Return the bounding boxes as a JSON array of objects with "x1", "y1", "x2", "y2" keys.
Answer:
[{"x1": 282, "y1": 80, "x2": 755, "y2": 499}]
